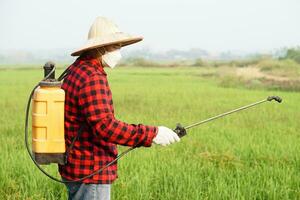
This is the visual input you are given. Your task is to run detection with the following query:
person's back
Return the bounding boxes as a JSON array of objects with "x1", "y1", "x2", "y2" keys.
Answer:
[{"x1": 59, "y1": 55, "x2": 119, "y2": 184}]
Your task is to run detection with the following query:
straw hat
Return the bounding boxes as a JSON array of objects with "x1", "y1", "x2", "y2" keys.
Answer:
[{"x1": 71, "y1": 17, "x2": 143, "y2": 56}]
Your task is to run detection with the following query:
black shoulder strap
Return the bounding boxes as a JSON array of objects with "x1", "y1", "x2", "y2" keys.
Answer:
[
  {"x1": 64, "y1": 125, "x2": 85, "y2": 164},
  {"x1": 58, "y1": 66, "x2": 71, "y2": 81},
  {"x1": 59, "y1": 65, "x2": 74, "y2": 164}
]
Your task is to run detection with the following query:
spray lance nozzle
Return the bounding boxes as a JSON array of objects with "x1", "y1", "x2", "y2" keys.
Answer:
[
  {"x1": 173, "y1": 95, "x2": 283, "y2": 138},
  {"x1": 267, "y1": 96, "x2": 282, "y2": 103}
]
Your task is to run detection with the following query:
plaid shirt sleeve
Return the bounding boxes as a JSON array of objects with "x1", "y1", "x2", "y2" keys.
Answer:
[{"x1": 78, "y1": 72, "x2": 158, "y2": 147}]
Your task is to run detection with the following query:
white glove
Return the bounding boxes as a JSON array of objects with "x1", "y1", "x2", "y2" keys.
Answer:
[{"x1": 152, "y1": 126, "x2": 180, "y2": 146}]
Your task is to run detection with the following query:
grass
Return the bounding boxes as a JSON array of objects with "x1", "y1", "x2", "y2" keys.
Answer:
[{"x1": 0, "y1": 66, "x2": 299, "y2": 199}]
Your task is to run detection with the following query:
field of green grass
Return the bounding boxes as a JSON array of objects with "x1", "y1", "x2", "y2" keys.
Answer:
[{"x1": 0, "y1": 66, "x2": 299, "y2": 199}]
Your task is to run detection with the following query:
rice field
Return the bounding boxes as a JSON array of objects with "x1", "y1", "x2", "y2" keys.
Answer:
[{"x1": 0, "y1": 66, "x2": 299, "y2": 199}]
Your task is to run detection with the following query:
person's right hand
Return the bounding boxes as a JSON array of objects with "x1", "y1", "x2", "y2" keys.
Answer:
[{"x1": 152, "y1": 126, "x2": 180, "y2": 146}]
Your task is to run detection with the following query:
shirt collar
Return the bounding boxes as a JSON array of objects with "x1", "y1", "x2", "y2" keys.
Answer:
[{"x1": 76, "y1": 54, "x2": 107, "y2": 75}]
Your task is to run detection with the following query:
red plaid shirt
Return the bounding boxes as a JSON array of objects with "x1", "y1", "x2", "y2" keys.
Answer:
[{"x1": 59, "y1": 55, "x2": 158, "y2": 184}]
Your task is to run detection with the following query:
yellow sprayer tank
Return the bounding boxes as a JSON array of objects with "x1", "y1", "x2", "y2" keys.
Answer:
[{"x1": 32, "y1": 62, "x2": 65, "y2": 165}]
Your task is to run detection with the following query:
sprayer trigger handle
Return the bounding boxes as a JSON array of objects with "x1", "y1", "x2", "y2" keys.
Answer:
[{"x1": 174, "y1": 123, "x2": 187, "y2": 138}]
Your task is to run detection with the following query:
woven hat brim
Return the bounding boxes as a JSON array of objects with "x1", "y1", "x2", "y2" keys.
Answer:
[{"x1": 71, "y1": 32, "x2": 143, "y2": 56}]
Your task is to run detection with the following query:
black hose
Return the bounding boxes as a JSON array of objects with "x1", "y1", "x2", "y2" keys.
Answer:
[{"x1": 25, "y1": 66, "x2": 136, "y2": 183}]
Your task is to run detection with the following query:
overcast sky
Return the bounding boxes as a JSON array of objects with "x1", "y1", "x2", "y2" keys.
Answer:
[{"x1": 0, "y1": 0, "x2": 299, "y2": 53}]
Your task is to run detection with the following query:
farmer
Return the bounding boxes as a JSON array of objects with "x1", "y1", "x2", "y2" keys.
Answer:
[{"x1": 59, "y1": 16, "x2": 180, "y2": 200}]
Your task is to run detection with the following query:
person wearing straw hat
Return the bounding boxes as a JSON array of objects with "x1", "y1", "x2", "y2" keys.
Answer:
[{"x1": 59, "y1": 16, "x2": 180, "y2": 200}]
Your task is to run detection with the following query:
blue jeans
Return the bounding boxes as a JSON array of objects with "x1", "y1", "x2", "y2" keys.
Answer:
[{"x1": 63, "y1": 179, "x2": 111, "y2": 200}]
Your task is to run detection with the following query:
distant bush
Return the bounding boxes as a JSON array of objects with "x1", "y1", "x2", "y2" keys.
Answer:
[
  {"x1": 228, "y1": 59, "x2": 261, "y2": 68},
  {"x1": 121, "y1": 58, "x2": 164, "y2": 67},
  {"x1": 257, "y1": 58, "x2": 300, "y2": 77},
  {"x1": 192, "y1": 58, "x2": 206, "y2": 67},
  {"x1": 281, "y1": 47, "x2": 300, "y2": 64},
  {"x1": 201, "y1": 59, "x2": 263, "y2": 68},
  {"x1": 257, "y1": 59, "x2": 286, "y2": 71},
  {"x1": 203, "y1": 61, "x2": 229, "y2": 68},
  {"x1": 121, "y1": 58, "x2": 194, "y2": 67}
]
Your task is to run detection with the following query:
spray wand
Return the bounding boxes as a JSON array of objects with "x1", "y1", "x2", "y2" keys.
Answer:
[{"x1": 173, "y1": 96, "x2": 282, "y2": 137}]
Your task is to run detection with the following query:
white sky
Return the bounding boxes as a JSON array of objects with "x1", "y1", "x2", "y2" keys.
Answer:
[{"x1": 0, "y1": 0, "x2": 299, "y2": 52}]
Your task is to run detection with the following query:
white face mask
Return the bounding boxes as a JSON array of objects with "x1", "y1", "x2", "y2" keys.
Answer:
[{"x1": 102, "y1": 50, "x2": 122, "y2": 68}]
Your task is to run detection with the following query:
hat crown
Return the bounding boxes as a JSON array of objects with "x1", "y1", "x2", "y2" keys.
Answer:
[
  {"x1": 71, "y1": 16, "x2": 143, "y2": 56},
  {"x1": 88, "y1": 17, "x2": 120, "y2": 40}
]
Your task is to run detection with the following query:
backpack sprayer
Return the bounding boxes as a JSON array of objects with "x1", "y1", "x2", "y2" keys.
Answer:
[{"x1": 25, "y1": 61, "x2": 282, "y2": 184}]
